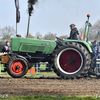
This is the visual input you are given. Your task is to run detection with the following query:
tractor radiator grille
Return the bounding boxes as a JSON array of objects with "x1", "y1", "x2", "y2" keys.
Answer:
[
  {"x1": 21, "y1": 44, "x2": 29, "y2": 51},
  {"x1": 29, "y1": 45, "x2": 37, "y2": 52},
  {"x1": 37, "y1": 46, "x2": 44, "y2": 51},
  {"x1": 20, "y1": 43, "x2": 45, "y2": 53}
]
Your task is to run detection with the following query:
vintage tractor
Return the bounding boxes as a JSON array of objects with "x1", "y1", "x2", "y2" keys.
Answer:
[{"x1": 1, "y1": 14, "x2": 97, "y2": 79}]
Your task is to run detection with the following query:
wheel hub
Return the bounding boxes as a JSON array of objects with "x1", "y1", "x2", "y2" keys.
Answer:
[
  {"x1": 15, "y1": 65, "x2": 20, "y2": 69},
  {"x1": 11, "y1": 61, "x2": 25, "y2": 74},
  {"x1": 59, "y1": 48, "x2": 83, "y2": 74},
  {"x1": 70, "y1": 58, "x2": 76, "y2": 64}
]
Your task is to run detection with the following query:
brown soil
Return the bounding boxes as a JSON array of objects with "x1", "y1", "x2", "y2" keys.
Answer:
[{"x1": 0, "y1": 76, "x2": 100, "y2": 96}]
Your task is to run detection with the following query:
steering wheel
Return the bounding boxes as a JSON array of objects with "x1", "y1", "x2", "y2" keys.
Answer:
[
  {"x1": 56, "y1": 37, "x2": 63, "y2": 42},
  {"x1": 55, "y1": 37, "x2": 63, "y2": 45}
]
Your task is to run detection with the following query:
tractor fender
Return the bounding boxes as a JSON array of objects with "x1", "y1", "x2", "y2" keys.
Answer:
[
  {"x1": 16, "y1": 55, "x2": 30, "y2": 68},
  {"x1": 62, "y1": 40, "x2": 93, "y2": 53},
  {"x1": 77, "y1": 42, "x2": 93, "y2": 53}
]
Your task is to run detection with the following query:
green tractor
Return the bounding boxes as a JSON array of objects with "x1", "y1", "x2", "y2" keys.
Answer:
[{"x1": 1, "y1": 14, "x2": 97, "y2": 79}]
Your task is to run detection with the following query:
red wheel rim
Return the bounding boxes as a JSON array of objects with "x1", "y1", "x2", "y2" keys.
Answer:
[
  {"x1": 11, "y1": 61, "x2": 25, "y2": 74},
  {"x1": 60, "y1": 49, "x2": 82, "y2": 73}
]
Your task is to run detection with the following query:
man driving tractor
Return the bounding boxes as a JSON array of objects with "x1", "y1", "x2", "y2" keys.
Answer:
[{"x1": 68, "y1": 24, "x2": 79, "y2": 40}]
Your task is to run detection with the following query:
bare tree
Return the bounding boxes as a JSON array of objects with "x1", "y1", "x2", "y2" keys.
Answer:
[
  {"x1": 89, "y1": 20, "x2": 100, "y2": 40},
  {"x1": 90, "y1": 20, "x2": 100, "y2": 35},
  {"x1": 35, "y1": 32, "x2": 42, "y2": 39},
  {"x1": 25, "y1": 33, "x2": 34, "y2": 38},
  {"x1": 0, "y1": 27, "x2": 1, "y2": 36},
  {"x1": 59, "y1": 35, "x2": 68, "y2": 40},
  {"x1": 79, "y1": 26, "x2": 85, "y2": 36},
  {"x1": 94, "y1": 31, "x2": 100, "y2": 40},
  {"x1": 44, "y1": 32, "x2": 57, "y2": 40},
  {"x1": 0, "y1": 26, "x2": 15, "y2": 40},
  {"x1": 79, "y1": 22, "x2": 100, "y2": 40}
]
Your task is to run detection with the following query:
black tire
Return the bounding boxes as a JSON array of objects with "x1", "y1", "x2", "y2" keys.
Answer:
[
  {"x1": 52, "y1": 42, "x2": 90, "y2": 79},
  {"x1": 90, "y1": 54, "x2": 96, "y2": 69},
  {"x1": 7, "y1": 56, "x2": 28, "y2": 78},
  {"x1": 88, "y1": 54, "x2": 97, "y2": 78},
  {"x1": 4, "y1": 64, "x2": 7, "y2": 72}
]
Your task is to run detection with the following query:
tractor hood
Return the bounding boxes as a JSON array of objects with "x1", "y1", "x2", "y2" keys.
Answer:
[{"x1": 11, "y1": 37, "x2": 57, "y2": 54}]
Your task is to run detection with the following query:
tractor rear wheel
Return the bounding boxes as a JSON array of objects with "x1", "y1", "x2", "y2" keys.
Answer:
[
  {"x1": 7, "y1": 57, "x2": 28, "y2": 78},
  {"x1": 88, "y1": 54, "x2": 97, "y2": 78},
  {"x1": 52, "y1": 42, "x2": 90, "y2": 79}
]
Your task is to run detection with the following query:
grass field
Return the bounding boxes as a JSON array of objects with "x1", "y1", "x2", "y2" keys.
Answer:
[
  {"x1": 0, "y1": 64, "x2": 58, "y2": 78},
  {"x1": 0, "y1": 64, "x2": 59, "y2": 80},
  {"x1": 0, "y1": 95, "x2": 100, "y2": 100},
  {"x1": 1, "y1": 63, "x2": 49, "y2": 72}
]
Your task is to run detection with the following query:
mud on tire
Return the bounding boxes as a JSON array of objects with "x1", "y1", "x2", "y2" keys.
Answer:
[
  {"x1": 52, "y1": 42, "x2": 90, "y2": 79},
  {"x1": 7, "y1": 56, "x2": 28, "y2": 78}
]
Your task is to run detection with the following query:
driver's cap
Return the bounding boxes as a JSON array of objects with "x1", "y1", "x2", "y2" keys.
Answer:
[{"x1": 70, "y1": 24, "x2": 75, "y2": 27}]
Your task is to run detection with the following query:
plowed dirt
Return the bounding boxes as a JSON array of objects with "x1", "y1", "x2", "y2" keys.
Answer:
[{"x1": 0, "y1": 76, "x2": 100, "y2": 96}]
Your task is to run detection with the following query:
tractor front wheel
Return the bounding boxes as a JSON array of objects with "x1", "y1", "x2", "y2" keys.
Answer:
[{"x1": 7, "y1": 57, "x2": 28, "y2": 78}]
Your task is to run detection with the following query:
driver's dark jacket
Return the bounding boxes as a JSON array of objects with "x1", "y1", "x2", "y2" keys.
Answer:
[
  {"x1": 69, "y1": 28, "x2": 79, "y2": 40},
  {"x1": 2, "y1": 45, "x2": 11, "y2": 53}
]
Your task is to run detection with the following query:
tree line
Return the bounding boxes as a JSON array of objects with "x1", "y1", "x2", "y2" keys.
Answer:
[
  {"x1": 79, "y1": 20, "x2": 100, "y2": 41},
  {"x1": 0, "y1": 26, "x2": 68, "y2": 40},
  {"x1": 1, "y1": 19, "x2": 100, "y2": 41},
  {"x1": 0, "y1": 26, "x2": 15, "y2": 40}
]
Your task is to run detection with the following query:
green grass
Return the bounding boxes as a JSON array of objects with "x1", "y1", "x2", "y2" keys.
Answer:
[
  {"x1": 1, "y1": 64, "x2": 4, "y2": 71},
  {"x1": 0, "y1": 64, "x2": 58, "y2": 78},
  {"x1": 0, "y1": 95, "x2": 100, "y2": 100},
  {"x1": 25, "y1": 71, "x2": 58, "y2": 78}
]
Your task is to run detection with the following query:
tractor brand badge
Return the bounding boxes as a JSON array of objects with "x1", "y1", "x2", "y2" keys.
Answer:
[{"x1": 41, "y1": 43, "x2": 49, "y2": 45}]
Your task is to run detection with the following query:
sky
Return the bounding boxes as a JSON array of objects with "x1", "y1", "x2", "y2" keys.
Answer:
[{"x1": 0, "y1": 0, "x2": 100, "y2": 37}]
